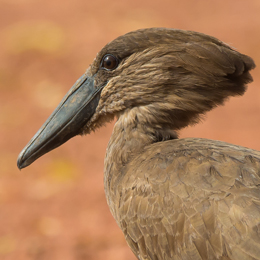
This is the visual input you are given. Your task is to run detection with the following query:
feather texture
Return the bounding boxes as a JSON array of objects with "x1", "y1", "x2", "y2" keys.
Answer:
[
  {"x1": 99, "y1": 28, "x2": 256, "y2": 260},
  {"x1": 107, "y1": 137, "x2": 260, "y2": 260}
]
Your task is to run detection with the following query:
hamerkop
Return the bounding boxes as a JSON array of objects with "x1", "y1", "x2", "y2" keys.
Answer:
[{"x1": 18, "y1": 28, "x2": 259, "y2": 259}]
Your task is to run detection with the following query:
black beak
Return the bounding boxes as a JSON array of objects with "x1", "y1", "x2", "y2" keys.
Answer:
[{"x1": 17, "y1": 72, "x2": 103, "y2": 169}]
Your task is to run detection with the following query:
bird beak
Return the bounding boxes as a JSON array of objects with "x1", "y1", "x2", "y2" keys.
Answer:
[{"x1": 17, "y1": 72, "x2": 103, "y2": 169}]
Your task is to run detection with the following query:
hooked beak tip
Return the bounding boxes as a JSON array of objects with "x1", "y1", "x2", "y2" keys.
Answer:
[{"x1": 17, "y1": 150, "x2": 27, "y2": 170}]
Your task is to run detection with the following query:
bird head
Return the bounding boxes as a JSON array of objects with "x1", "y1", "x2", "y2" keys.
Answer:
[{"x1": 17, "y1": 28, "x2": 255, "y2": 169}]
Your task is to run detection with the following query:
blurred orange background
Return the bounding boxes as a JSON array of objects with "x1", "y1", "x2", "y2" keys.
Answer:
[{"x1": 1, "y1": 1, "x2": 260, "y2": 259}]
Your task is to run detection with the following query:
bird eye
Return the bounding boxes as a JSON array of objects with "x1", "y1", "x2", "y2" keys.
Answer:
[{"x1": 101, "y1": 54, "x2": 118, "y2": 71}]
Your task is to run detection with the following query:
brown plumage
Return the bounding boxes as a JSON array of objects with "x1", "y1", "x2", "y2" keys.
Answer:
[{"x1": 17, "y1": 28, "x2": 258, "y2": 260}]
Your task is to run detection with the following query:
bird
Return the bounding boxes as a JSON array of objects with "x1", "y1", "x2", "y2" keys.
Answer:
[{"x1": 17, "y1": 28, "x2": 259, "y2": 260}]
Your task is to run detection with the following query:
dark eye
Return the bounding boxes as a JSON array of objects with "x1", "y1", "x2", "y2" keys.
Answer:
[{"x1": 101, "y1": 54, "x2": 118, "y2": 70}]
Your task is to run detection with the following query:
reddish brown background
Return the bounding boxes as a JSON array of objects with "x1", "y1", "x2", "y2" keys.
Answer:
[{"x1": 1, "y1": 1, "x2": 260, "y2": 259}]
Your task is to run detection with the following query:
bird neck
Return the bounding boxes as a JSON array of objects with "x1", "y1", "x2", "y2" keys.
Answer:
[{"x1": 104, "y1": 107, "x2": 177, "y2": 218}]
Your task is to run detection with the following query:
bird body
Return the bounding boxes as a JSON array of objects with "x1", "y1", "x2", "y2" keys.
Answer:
[
  {"x1": 17, "y1": 28, "x2": 258, "y2": 259},
  {"x1": 105, "y1": 110, "x2": 260, "y2": 260}
]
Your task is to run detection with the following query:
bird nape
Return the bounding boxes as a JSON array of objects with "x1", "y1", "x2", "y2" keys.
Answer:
[{"x1": 17, "y1": 28, "x2": 258, "y2": 260}]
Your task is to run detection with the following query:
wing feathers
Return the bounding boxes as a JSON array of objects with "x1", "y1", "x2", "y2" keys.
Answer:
[{"x1": 117, "y1": 139, "x2": 260, "y2": 259}]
